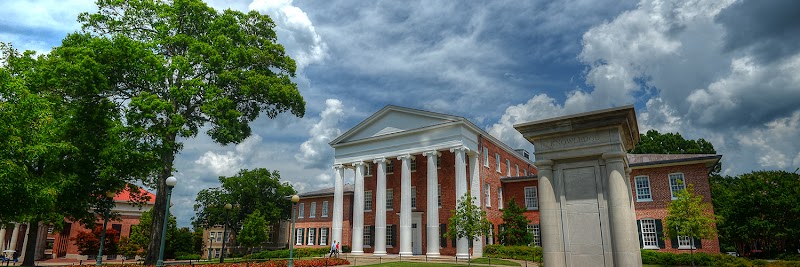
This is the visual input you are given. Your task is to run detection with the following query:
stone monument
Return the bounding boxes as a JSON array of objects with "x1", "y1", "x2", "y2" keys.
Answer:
[{"x1": 514, "y1": 105, "x2": 642, "y2": 267}]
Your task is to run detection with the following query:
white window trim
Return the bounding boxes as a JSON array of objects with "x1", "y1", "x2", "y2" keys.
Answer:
[
  {"x1": 387, "y1": 161, "x2": 394, "y2": 174},
  {"x1": 437, "y1": 184, "x2": 442, "y2": 208},
  {"x1": 515, "y1": 164, "x2": 520, "y2": 176},
  {"x1": 411, "y1": 158, "x2": 417, "y2": 172},
  {"x1": 677, "y1": 236, "x2": 696, "y2": 250},
  {"x1": 363, "y1": 226, "x2": 372, "y2": 248},
  {"x1": 365, "y1": 164, "x2": 373, "y2": 177},
  {"x1": 307, "y1": 228, "x2": 316, "y2": 246},
  {"x1": 495, "y1": 154, "x2": 501, "y2": 172},
  {"x1": 320, "y1": 228, "x2": 328, "y2": 246},
  {"x1": 640, "y1": 219, "x2": 659, "y2": 250},
  {"x1": 669, "y1": 173, "x2": 686, "y2": 200},
  {"x1": 309, "y1": 202, "x2": 316, "y2": 218},
  {"x1": 386, "y1": 225, "x2": 394, "y2": 248},
  {"x1": 322, "y1": 201, "x2": 329, "y2": 217},
  {"x1": 387, "y1": 189, "x2": 394, "y2": 210},
  {"x1": 506, "y1": 159, "x2": 511, "y2": 176},
  {"x1": 635, "y1": 176, "x2": 653, "y2": 202},
  {"x1": 298, "y1": 203, "x2": 305, "y2": 218},
  {"x1": 485, "y1": 183, "x2": 492, "y2": 207},
  {"x1": 365, "y1": 191, "x2": 373, "y2": 212},
  {"x1": 295, "y1": 228, "x2": 304, "y2": 246},
  {"x1": 483, "y1": 148, "x2": 489, "y2": 167},
  {"x1": 411, "y1": 186, "x2": 417, "y2": 209},
  {"x1": 498, "y1": 188, "x2": 504, "y2": 209},
  {"x1": 524, "y1": 186, "x2": 539, "y2": 210}
]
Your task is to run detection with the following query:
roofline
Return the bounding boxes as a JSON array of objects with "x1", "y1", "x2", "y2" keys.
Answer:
[
  {"x1": 329, "y1": 105, "x2": 462, "y2": 145},
  {"x1": 500, "y1": 175, "x2": 539, "y2": 183},
  {"x1": 629, "y1": 155, "x2": 722, "y2": 170}
]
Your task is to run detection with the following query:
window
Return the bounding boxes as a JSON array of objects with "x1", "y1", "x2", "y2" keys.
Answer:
[
  {"x1": 635, "y1": 176, "x2": 652, "y2": 201},
  {"x1": 498, "y1": 188, "x2": 504, "y2": 209},
  {"x1": 310, "y1": 202, "x2": 316, "y2": 218},
  {"x1": 524, "y1": 169, "x2": 528, "y2": 176},
  {"x1": 296, "y1": 228, "x2": 304, "y2": 245},
  {"x1": 210, "y1": 232, "x2": 215, "y2": 241},
  {"x1": 47, "y1": 226, "x2": 54, "y2": 234},
  {"x1": 363, "y1": 226, "x2": 372, "y2": 247},
  {"x1": 298, "y1": 203, "x2": 305, "y2": 218},
  {"x1": 640, "y1": 219, "x2": 659, "y2": 249},
  {"x1": 411, "y1": 187, "x2": 417, "y2": 209},
  {"x1": 438, "y1": 184, "x2": 442, "y2": 208},
  {"x1": 483, "y1": 147, "x2": 489, "y2": 167},
  {"x1": 485, "y1": 183, "x2": 491, "y2": 207},
  {"x1": 365, "y1": 191, "x2": 373, "y2": 212},
  {"x1": 386, "y1": 225, "x2": 394, "y2": 247},
  {"x1": 307, "y1": 228, "x2": 316, "y2": 245},
  {"x1": 322, "y1": 201, "x2": 329, "y2": 217},
  {"x1": 495, "y1": 154, "x2": 501, "y2": 172},
  {"x1": 214, "y1": 248, "x2": 220, "y2": 258},
  {"x1": 320, "y1": 228, "x2": 329, "y2": 246},
  {"x1": 365, "y1": 164, "x2": 372, "y2": 176},
  {"x1": 387, "y1": 189, "x2": 394, "y2": 210},
  {"x1": 515, "y1": 164, "x2": 519, "y2": 176},
  {"x1": 411, "y1": 158, "x2": 417, "y2": 172},
  {"x1": 436, "y1": 156, "x2": 441, "y2": 169},
  {"x1": 506, "y1": 159, "x2": 511, "y2": 176},
  {"x1": 678, "y1": 236, "x2": 695, "y2": 249},
  {"x1": 528, "y1": 224, "x2": 541, "y2": 247},
  {"x1": 669, "y1": 173, "x2": 686, "y2": 199},
  {"x1": 524, "y1": 186, "x2": 538, "y2": 210},
  {"x1": 387, "y1": 161, "x2": 394, "y2": 174},
  {"x1": 216, "y1": 231, "x2": 222, "y2": 242}
]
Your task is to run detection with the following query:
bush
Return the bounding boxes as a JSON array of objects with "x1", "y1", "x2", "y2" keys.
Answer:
[
  {"x1": 174, "y1": 253, "x2": 201, "y2": 260},
  {"x1": 341, "y1": 245, "x2": 351, "y2": 253},
  {"x1": 244, "y1": 248, "x2": 329, "y2": 259},
  {"x1": 483, "y1": 245, "x2": 542, "y2": 262},
  {"x1": 640, "y1": 250, "x2": 800, "y2": 267}
]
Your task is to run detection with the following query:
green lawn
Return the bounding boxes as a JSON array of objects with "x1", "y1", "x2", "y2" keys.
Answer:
[
  {"x1": 357, "y1": 262, "x2": 465, "y2": 267},
  {"x1": 469, "y1": 257, "x2": 520, "y2": 266}
]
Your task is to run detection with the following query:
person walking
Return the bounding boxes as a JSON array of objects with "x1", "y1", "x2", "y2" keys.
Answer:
[{"x1": 329, "y1": 240, "x2": 337, "y2": 257}]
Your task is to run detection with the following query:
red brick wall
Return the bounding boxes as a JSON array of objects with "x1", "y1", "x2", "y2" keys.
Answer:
[
  {"x1": 631, "y1": 163, "x2": 719, "y2": 254},
  {"x1": 55, "y1": 214, "x2": 143, "y2": 256},
  {"x1": 295, "y1": 194, "x2": 352, "y2": 248}
]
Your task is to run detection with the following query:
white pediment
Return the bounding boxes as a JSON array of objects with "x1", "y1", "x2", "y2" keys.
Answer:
[{"x1": 331, "y1": 106, "x2": 462, "y2": 145}]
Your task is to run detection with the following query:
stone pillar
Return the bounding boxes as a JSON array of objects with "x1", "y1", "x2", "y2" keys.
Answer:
[
  {"x1": 9, "y1": 223, "x2": 19, "y2": 251},
  {"x1": 0, "y1": 225, "x2": 7, "y2": 251},
  {"x1": 469, "y1": 152, "x2": 483, "y2": 257},
  {"x1": 20, "y1": 223, "x2": 30, "y2": 259},
  {"x1": 332, "y1": 165, "x2": 345, "y2": 246},
  {"x1": 423, "y1": 151, "x2": 441, "y2": 257},
  {"x1": 351, "y1": 162, "x2": 365, "y2": 255},
  {"x1": 398, "y1": 155, "x2": 413, "y2": 256},
  {"x1": 373, "y1": 158, "x2": 388, "y2": 256},
  {"x1": 451, "y1": 147, "x2": 470, "y2": 259},
  {"x1": 603, "y1": 152, "x2": 641, "y2": 266},
  {"x1": 536, "y1": 160, "x2": 566, "y2": 266}
]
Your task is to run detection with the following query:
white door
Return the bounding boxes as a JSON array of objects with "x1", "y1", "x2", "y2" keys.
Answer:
[{"x1": 412, "y1": 216, "x2": 423, "y2": 254}]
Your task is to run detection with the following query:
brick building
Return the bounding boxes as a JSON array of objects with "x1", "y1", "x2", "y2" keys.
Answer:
[{"x1": 291, "y1": 105, "x2": 721, "y2": 257}]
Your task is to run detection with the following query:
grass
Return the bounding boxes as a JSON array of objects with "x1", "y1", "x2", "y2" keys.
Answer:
[
  {"x1": 358, "y1": 262, "x2": 465, "y2": 267},
  {"x1": 469, "y1": 257, "x2": 520, "y2": 266}
]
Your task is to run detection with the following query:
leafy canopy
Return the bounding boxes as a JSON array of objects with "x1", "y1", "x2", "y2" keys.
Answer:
[
  {"x1": 237, "y1": 210, "x2": 269, "y2": 250},
  {"x1": 499, "y1": 197, "x2": 533, "y2": 246},
  {"x1": 664, "y1": 183, "x2": 717, "y2": 244},
  {"x1": 446, "y1": 194, "x2": 491, "y2": 250},
  {"x1": 630, "y1": 130, "x2": 716, "y2": 154}
]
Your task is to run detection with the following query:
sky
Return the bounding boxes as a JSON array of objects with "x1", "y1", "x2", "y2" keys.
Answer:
[{"x1": 3, "y1": 0, "x2": 800, "y2": 228}]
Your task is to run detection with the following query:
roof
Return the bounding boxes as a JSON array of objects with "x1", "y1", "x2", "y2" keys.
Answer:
[
  {"x1": 627, "y1": 154, "x2": 722, "y2": 169},
  {"x1": 299, "y1": 184, "x2": 354, "y2": 198},
  {"x1": 113, "y1": 186, "x2": 156, "y2": 203}
]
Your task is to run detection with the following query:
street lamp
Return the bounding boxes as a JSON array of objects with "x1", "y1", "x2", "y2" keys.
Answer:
[
  {"x1": 96, "y1": 191, "x2": 116, "y2": 266},
  {"x1": 289, "y1": 195, "x2": 299, "y2": 267},
  {"x1": 219, "y1": 203, "x2": 232, "y2": 263},
  {"x1": 156, "y1": 176, "x2": 177, "y2": 267}
]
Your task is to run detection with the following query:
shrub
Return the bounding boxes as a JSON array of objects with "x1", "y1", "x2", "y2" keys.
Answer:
[
  {"x1": 175, "y1": 253, "x2": 201, "y2": 260},
  {"x1": 243, "y1": 247, "x2": 329, "y2": 259},
  {"x1": 483, "y1": 245, "x2": 542, "y2": 262}
]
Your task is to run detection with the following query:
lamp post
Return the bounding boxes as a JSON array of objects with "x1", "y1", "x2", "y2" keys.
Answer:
[
  {"x1": 156, "y1": 176, "x2": 177, "y2": 267},
  {"x1": 96, "y1": 191, "x2": 116, "y2": 266},
  {"x1": 207, "y1": 237, "x2": 214, "y2": 261},
  {"x1": 219, "y1": 203, "x2": 232, "y2": 263},
  {"x1": 289, "y1": 195, "x2": 299, "y2": 267}
]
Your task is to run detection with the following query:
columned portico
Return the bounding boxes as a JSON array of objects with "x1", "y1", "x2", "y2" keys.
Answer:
[
  {"x1": 373, "y1": 158, "x2": 388, "y2": 256},
  {"x1": 469, "y1": 151, "x2": 483, "y2": 257},
  {"x1": 332, "y1": 165, "x2": 345, "y2": 246},
  {"x1": 398, "y1": 154, "x2": 414, "y2": 256},
  {"x1": 451, "y1": 147, "x2": 470, "y2": 259},
  {"x1": 424, "y1": 151, "x2": 441, "y2": 257},
  {"x1": 351, "y1": 162, "x2": 365, "y2": 255}
]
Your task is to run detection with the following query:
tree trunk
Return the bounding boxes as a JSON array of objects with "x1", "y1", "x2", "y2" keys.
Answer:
[
  {"x1": 144, "y1": 135, "x2": 177, "y2": 265},
  {"x1": 22, "y1": 221, "x2": 39, "y2": 266}
]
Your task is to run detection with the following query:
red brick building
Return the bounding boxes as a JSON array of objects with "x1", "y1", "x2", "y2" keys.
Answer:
[{"x1": 292, "y1": 106, "x2": 720, "y2": 256}]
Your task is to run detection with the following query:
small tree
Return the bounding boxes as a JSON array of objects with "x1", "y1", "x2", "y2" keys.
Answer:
[
  {"x1": 446, "y1": 194, "x2": 491, "y2": 265},
  {"x1": 499, "y1": 197, "x2": 533, "y2": 246},
  {"x1": 72, "y1": 226, "x2": 120, "y2": 256},
  {"x1": 664, "y1": 183, "x2": 717, "y2": 267},
  {"x1": 237, "y1": 210, "x2": 269, "y2": 253}
]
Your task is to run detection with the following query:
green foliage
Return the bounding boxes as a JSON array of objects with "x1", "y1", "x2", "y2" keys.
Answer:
[
  {"x1": 193, "y1": 168, "x2": 295, "y2": 231},
  {"x1": 175, "y1": 253, "x2": 201, "y2": 260},
  {"x1": 639, "y1": 250, "x2": 800, "y2": 267},
  {"x1": 169, "y1": 227, "x2": 197, "y2": 259},
  {"x1": 468, "y1": 257, "x2": 520, "y2": 266},
  {"x1": 664, "y1": 184, "x2": 717, "y2": 241},
  {"x1": 128, "y1": 208, "x2": 178, "y2": 256},
  {"x1": 483, "y1": 245, "x2": 542, "y2": 262},
  {"x1": 711, "y1": 170, "x2": 800, "y2": 256},
  {"x1": 445, "y1": 194, "x2": 491, "y2": 252},
  {"x1": 116, "y1": 236, "x2": 141, "y2": 259},
  {"x1": 499, "y1": 197, "x2": 533, "y2": 246},
  {"x1": 631, "y1": 130, "x2": 717, "y2": 154},
  {"x1": 237, "y1": 210, "x2": 269, "y2": 250},
  {"x1": 244, "y1": 248, "x2": 330, "y2": 259}
]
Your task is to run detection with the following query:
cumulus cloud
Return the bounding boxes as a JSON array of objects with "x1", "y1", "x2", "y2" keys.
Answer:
[
  {"x1": 249, "y1": 0, "x2": 327, "y2": 71},
  {"x1": 296, "y1": 99, "x2": 345, "y2": 168},
  {"x1": 193, "y1": 135, "x2": 264, "y2": 176}
]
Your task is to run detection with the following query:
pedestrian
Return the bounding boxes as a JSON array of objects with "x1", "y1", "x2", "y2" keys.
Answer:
[
  {"x1": 329, "y1": 240, "x2": 337, "y2": 257},
  {"x1": 336, "y1": 241, "x2": 340, "y2": 256}
]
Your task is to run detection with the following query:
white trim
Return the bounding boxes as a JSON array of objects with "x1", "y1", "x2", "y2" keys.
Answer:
[
  {"x1": 669, "y1": 173, "x2": 686, "y2": 200},
  {"x1": 640, "y1": 219, "x2": 659, "y2": 250},
  {"x1": 635, "y1": 176, "x2": 653, "y2": 202}
]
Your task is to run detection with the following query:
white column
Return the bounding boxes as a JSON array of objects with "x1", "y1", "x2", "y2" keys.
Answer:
[
  {"x1": 20, "y1": 223, "x2": 30, "y2": 259},
  {"x1": 451, "y1": 147, "x2": 469, "y2": 259},
  {"x1": 373, "y1": 158, "x2": 388, "y2": 256},
  {"x1": 424, "y1": 151, "x2": 441, "y2": 257},
  {"x1": 332, "y1": 165, "x2": 345, "y2": 247},
  {"x1": 469, "y1": 152, "x2": 483, "y2": 257},
  {"x1": 351, "y1": 162, "x2": 365, "y2": 255},
  {"x1": 0, "y1": 225, "x2": 7, "y2": 251},
  {"x1": 398, "y1": 154, "x2": 413, "y2": 256},
  {"x1": 536, "y1": 160, "x2": 566, "y2": 267},
  {"x1": 603, "y1": 152, "x2": 642, "y2": 267},
  {"x1": 9, "y1": 223, "x2": 19, "y2": 251}
]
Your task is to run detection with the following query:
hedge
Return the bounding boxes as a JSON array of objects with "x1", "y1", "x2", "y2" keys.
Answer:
[
  {"x1": 483, "y1": 245, "x2": 542, "y2": 262},
  {"x1": 175, "y1": 253, "x2": 201, "y2": 260},
  {"x1": 641, "y1": 250, "x2": 800, "y2": 267},
  {"x1": 244, "y1": 248, "x2": 330, "y2": 259}
]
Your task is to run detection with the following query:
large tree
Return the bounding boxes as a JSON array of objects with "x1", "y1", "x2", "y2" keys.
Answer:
[
  {"x1": 193, "y1": 168, "x2": 295, "y2": 231},
  {"x1": 77, "y1": 0, "x2": 305, "y2": 263},
  {"x1": 499, "y1": 197, "x2": 533, "y2": 246},
  {"x1": 630, "y1": 130, "x2": 717, "y2": 154},
  {"x1": 664, "y1": 184, "x2": 717, "y2": 266}
]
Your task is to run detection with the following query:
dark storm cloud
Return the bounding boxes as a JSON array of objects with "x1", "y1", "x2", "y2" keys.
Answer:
[{"x1": 716, "y1": 0, "x2": 800, "y2": 63}]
